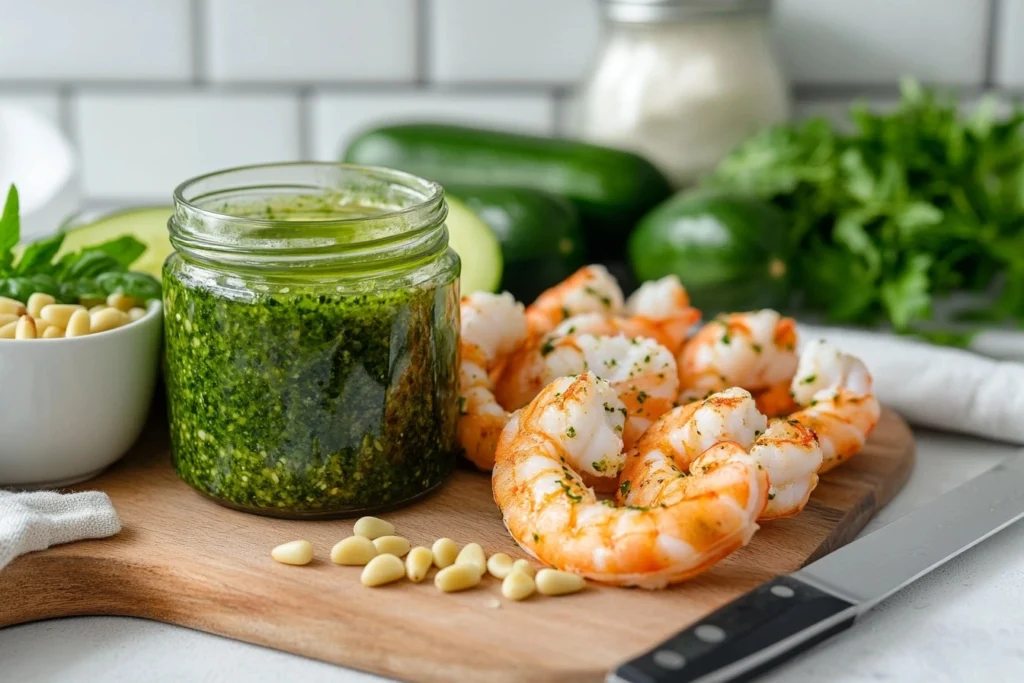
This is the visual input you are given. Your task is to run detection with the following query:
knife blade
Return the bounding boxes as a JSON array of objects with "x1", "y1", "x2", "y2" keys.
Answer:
[{"x1": 608, "y1": 454, "x2": 1024, "y2": 683}]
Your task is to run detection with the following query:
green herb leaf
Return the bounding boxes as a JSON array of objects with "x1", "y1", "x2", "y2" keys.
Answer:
[
  {"x1": 0, "y1": 185, "x2": 20, "y2": 273},
  {"x1": 880, "y1": 254, "x2": 933, "y2": 330},
  {"x1": 14, "y1": 233, "x2": 65, "y2": 275},
  {"x1": 94, "y1": 271, "x2": 162, "y2": 301}
]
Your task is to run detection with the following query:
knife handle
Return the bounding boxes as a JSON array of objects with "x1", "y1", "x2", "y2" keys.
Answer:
[{"x1": 609, "y1": 576, "x2": 857, "y2": 683}]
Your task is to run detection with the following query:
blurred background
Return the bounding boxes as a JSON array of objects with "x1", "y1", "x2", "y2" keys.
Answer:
[
  {"x1": 0, "y1": 0, "x2": 1014, "y2": 205},
  {"x1": 1, "y1": 0, "x2": 1022, "y2": 346}
]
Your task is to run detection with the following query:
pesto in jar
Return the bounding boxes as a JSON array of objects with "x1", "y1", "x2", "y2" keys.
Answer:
[{"x1": 163, "y1": 164, "x2": 460, "y2": 517}]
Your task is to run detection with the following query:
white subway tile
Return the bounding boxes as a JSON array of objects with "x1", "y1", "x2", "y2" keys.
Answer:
[
  {"x1": 204, "y1": 0, "x2": 417, "y2": 83},
  {"x1": 309, "y1": 91, "x2": 556, "y2": 160},
  {"x1": 0, "y1": 93, "x2": 61, "y2": 125},
  {"x1": 995, "y1": 0, "x2": 1024, "y2": 88},
  {"x1": 775, "y1": 0, "x2": 988, "y2": 86},
  {"x1": 0, "y1": 0, "x2": 191, "y2": 81},
  {"x1": 429, "y1": 0, "x2": 601, "y2": 84},
  {"x1": 74, "y1": 92, "x2": 300, "y2": 201}
]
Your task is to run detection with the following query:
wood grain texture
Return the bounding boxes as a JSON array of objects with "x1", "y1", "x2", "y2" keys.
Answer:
[{"x1": 0, "y1": 409, "x2": 914, "y2": 683}]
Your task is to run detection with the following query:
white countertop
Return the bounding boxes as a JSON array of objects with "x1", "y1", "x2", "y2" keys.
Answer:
[{"x1": 2, "y1": 428, "x2": 1023, "y2": 683}]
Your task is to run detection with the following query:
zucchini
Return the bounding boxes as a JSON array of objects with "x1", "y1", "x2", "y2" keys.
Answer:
[
  {"x1": 55, "y1": 202, "x2": 501, "y2": 293},
  {"x1": 628, "y1": 190, "x2": 790, "y2": 315},
  {"x1": 447, "y1": 185, "x2": 585, "y2": 302},
  {"x1": 342, "y1": 123, "x2": 673, "y2": 258},
  {"x1": 444, "y1": 196, "x2": 503, "y2": 293},
  {"x1": 59, "y1": 206, "x2": 174, "y2": 279}
]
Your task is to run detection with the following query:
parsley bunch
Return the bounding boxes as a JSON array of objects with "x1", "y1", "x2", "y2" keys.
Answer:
[
  {"x1": 709, "y1": 78, "x2": 1024, "y2": 338},
  {"x1": 0, "y1": 185, "x2": 161, "y2": 304}
]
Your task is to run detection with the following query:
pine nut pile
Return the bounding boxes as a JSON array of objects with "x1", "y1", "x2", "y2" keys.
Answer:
[
  {"x1": 0, "y1": 292, "x2": 147, "y2": 340},
  {"x1": 270, "y1": 516, "x2": 586, "y2": 602}
]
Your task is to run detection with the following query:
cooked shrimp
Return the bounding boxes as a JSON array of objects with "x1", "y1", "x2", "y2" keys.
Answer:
[
  {"x1": 623, "y1": 275, "x2": 702, "y2": 353},
  {"x1": 536, "y1": 275, "x2": 700, "y2": 355},
  {"x1": 494, "y1": 334, "x2": 678, "y2": 450},
  {"x1": 524, "y1": 265, "x2": 624, "y2": 336},
  {"x1": 492, "y1": 373, "x2": 768, "y2": 588},
  {"x1": 677, "y1": 310, "x2": 798, "y2": 402},
  {"x1": 787, "y1": 339, "x2": 881, "y2": 473},
  {"x1": 623, "y1": 387, "x2": 822, "y2": 520},
  {"x1": 458, "y1": 292, "x2": 529, "y2": 470},
  {"x1": 753, "y1": 381, "x2": 799, "y2": 417}
]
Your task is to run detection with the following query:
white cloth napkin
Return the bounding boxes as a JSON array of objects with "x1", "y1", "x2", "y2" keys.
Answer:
[
  {"x1": 800, "y1": 324, "x2": 1024, "y2": 446},
  {"x1": 0, "y1": 490, "x2": 121, "y2": 570}
]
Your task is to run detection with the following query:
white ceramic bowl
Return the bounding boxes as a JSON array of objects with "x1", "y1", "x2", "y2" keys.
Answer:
[{"x1": 0, "y1": 301, "x2": 163, "y2": 488}]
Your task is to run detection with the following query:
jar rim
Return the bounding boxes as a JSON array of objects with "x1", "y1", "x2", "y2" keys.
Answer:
[
  {"x1": 169, "y1": 162, "x2": 450, "y2": 276},
  {"x1": 173, "y1": 161, "x2": 445, "y2": 228}
]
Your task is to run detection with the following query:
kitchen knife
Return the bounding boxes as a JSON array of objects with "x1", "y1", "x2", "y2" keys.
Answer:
[{"x1": 608, "y1": 454, "x2": 1024, "y2": 683}]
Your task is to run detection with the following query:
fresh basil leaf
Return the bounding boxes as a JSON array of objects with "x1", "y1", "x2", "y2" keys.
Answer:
[
  {"x1": 81, "y1": 235, "x2": 146, "y2": 269},
  {"x1": 14, "y1": 232, "x2": 65, "y2": 275},
  {"x1": 0, "y1": 273, "x2": 61, "y2": 303},
  {"x1": 0, "y1": 185, "x2": 20, "y2": 273},
  {"x1": 94, "y1": 271, "x2": 162, "y2": 302},
  {"x1": 65, "y1": 251, "x2": 127, "y2": 279}
]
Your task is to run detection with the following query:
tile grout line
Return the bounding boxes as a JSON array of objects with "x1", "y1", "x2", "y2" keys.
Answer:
[
  {"x1": 57, "y1": 86, "x2": 76, "y2": 142},
  {"x1": 297, "y1": 87, "x2": 313, "y2": 160},
  {"x1": 416, "y1": 0, "x2": 431, "y2": 86},
  {"x1": 984, "y1": 0, "x2": 1002, "y2": 89},
  {"x1": 551, "y1": 86, "x2": 569, "y2": 137},
  {"x1": 190, "y1": 0, "x2": 207, "y2": 84}
]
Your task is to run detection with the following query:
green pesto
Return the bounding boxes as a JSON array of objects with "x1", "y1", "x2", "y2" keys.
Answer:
[{"x1": 162, "y1": 202, "x2": 459, "y2": 518}]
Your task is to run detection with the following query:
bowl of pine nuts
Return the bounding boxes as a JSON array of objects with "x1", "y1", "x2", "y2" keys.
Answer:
[{"x1": 0, "y1": 294, "x2": 163, "y2": 488}]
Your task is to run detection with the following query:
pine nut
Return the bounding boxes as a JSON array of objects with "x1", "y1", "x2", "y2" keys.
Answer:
[
  {"x1": 33, "y1": 318, "x2": 51, "y2": 333},
  {"x1": 14, "y1": 315, "x2": 36, "y2": 340},
  {"x1": 41, "y1": 304, "x2": 86, "y2": 328},
  {"x1": 501, "y1": 570, "x2": 536, "y2": 601},
  {"x1": 0, "y1": 313, "x2": 17, "y2": 327},
  {"x1": 486, "y1": 553, "x2": 515, "y2": 579},
  {"x1": 432, "y1": 538, "x2": 459, "y2": 568},
  {"x1": 0, "y1": 321, "x2": 15, "y2": 339},
  {"x1": 434, "y1": 564, "x2": 482, "y2": 593},
  {"x1": 107, "y1": 292, "x2": 137, "y2": 312},
  {"x1": 89, "y1": 304, "x2": 107, "y2": 314},
  {"x1": 65, "y1": 309, "x2": 91, "y2": 337},
  {"x1": 42, "y1": 326, "x2": 64, "y2": 339},
  {"x1": 27, "y1": 293, "x2": 55, "y2": 318},
  {"x1": 535, "y1": 569, "x2": 586, "y2": 596},
  {"x1": 129, "y1": 307, "x2": 147, "y2": 322},
  {"x1": 405, "y1": 546, "x2": 433, "y2": 583},
  {"x1": 372, "y1": 535, "x2": 410, "y2": 557},
  {"x1": 511, "y1": 559, "x2": 535, "y2": 577},
  {"x1": 352, "y1": 516, "x2": 395, "y2": 540},
  {"x1": 0, "y1": 296, "x2": 25, "y2": 316},
  {"x1": 329, "y1": 536, "x2": 377, "y2": 566},
  {"x1": 361, "y1": 554, "x2": 405, "y2": 587},
  {"x1": 270, "y1": 540, "x2": 313, "y2": 566},
  {"x1": 90, "y1": 307, "x2": 130, "y2": 333},
  {"x1": 455, "y1": 542, "x2": 487, "y2": 577}
]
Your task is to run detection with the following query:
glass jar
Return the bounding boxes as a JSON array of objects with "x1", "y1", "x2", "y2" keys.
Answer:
[
  {"x1": 579, "y1": 0, "x2": 790, "y2": 188},
  {"x1": 163, "y1": 163, "x2": 460, "y2": 518}
]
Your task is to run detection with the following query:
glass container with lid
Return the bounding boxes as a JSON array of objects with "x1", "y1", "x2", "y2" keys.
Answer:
[
  {"x1": 163, "y1": 162, "x2": 460, "y2": 518},
  {"x1": 579, "y1": 0, "x2": 790, "y2": 187}
]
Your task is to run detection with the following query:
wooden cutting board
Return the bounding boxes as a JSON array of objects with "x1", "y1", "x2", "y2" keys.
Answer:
[{"x1": 1, "y1": 408, "x2": 914, "y2": 683}]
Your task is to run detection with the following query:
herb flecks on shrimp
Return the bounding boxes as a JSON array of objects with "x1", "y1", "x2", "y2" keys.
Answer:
[{"x1": 492, "y1": 373, "x2": 769, "y2": 589}]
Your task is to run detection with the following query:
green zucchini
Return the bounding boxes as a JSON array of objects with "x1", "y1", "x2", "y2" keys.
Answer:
[
  {"x1": 628, "y1": 189, "x2": 790, "y2": 315},
  {"x1": 342, "y1": 123, "x2": 673, "y2": 258},
  {"x1": 59, "y1": 206, "x2": 174, "y2": 279},
  {"x1": 447, "y1": 185, "x2": 586, "y2": 302},
  {"x1": 443, "y1": 196, "x2": 503, "y2": 293}
]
